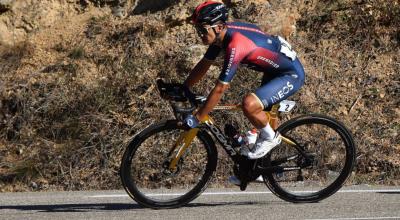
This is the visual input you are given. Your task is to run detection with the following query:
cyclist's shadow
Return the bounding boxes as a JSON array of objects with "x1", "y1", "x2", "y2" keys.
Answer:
[
  {"x1": 0, "y1": 201, "x2": 284, "y2": 212},
  {"x1": 0, "y1": 203, "x2": 138, "y2": 213}
]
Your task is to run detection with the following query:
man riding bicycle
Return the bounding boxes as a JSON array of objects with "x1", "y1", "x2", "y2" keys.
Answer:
[{"x1": 183, "y1": 1, "x2": 305, "y2": 179}]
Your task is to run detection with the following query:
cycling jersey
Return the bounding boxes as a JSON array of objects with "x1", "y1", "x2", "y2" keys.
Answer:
[{"x1": 203, "y1": 21, "x2": 305, "y2": 109}]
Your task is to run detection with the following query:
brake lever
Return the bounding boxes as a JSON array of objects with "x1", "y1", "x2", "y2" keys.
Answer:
[
  {"x1": 156, "y1": 79, "x2": 199, "y2": 113},
  {"x1": 182, "y1": 85, "x2": 199, "y2": 109}
]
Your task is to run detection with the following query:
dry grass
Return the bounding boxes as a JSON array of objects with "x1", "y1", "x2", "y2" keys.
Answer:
[{"x1": 0, "y1": 0, "x2": 399, "y2": 191}]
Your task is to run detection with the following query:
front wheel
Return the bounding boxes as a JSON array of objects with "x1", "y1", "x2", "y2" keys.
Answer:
[
  {"x1": 120, "y1": 120, "x2": 218, "y2": 209},
  {"x1": 264, "y1": 114, "x2": 356, "y2": 203}
]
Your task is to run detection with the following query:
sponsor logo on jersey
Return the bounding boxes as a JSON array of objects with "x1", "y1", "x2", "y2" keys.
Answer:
[
  {"x1": 270, "y1": 81, "x2": 294, "y2": 104},
  {"x1": 225, "y1": 48, "x2": 236, "y2": 75},
  {"x1": 256, "y1": 56, "x2": 279, "y2": 68}
]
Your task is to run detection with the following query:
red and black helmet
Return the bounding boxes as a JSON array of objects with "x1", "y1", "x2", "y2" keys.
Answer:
[{"x1": 192, "y1": 1, "x2": 229, "y2": 25}]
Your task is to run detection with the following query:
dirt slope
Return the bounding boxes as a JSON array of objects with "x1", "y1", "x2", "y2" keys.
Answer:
[{"x1": 0, "y1": 0, "x2": 399, "y2": 191}]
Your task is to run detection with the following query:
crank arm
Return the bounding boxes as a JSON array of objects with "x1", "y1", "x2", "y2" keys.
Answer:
[{"x1": 270, "y1": 154, "x2": 300, "y2": 166}]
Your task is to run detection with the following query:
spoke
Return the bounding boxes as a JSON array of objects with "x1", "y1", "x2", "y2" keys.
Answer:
[
  {"x1": 129, "y1": 127, "x2": 209, "y2": 201},
  {"x1": 267, "y1": 122, "x2": 347, "y2": 195}
]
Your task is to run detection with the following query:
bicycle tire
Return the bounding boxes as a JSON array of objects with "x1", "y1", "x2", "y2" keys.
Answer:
[
  {"x1": 264, "y1": 114, "x2": 356, "y2": 203},
  {"x1": 120, "y1": 120, "x2": 218, "y2": 209}
]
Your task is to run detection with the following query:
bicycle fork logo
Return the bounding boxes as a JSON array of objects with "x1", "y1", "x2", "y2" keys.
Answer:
[{"x1": 205, "y1": 122, "x2": 237, "y2": 156}]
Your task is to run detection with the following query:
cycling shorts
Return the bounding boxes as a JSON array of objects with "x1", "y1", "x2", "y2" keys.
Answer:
[{"x1": 254, "y1": 58, "x2": 305, "y2": 110}]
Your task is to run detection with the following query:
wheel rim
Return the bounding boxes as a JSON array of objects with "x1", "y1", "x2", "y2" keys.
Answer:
[
  {"x1": 125, "y1": 126, "x2": 211, "y2": 203},
  {"x1": 266, "y1": 119, "x2": 352, "y2": 198}
]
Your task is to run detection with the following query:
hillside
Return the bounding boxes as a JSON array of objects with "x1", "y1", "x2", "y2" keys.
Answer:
[{"x1": 0, "y1": 0, "x2": 399, "y2": 191}]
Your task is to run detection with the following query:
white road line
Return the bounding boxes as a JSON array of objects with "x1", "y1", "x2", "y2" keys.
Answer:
[
  {"x1": 89, "y1": 189, "x2": 400, "y2": 198},
  {"x1": 306, "y1": 217, "x2": 400, "y2": 220}
]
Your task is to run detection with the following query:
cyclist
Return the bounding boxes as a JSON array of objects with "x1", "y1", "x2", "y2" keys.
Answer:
[{"x1": 183, "y1": 2, "x2": 305, "y2": 167}]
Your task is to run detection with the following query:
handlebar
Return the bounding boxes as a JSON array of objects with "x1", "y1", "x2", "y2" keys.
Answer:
[{"x1": 156, "y1": 79, "x2": 206, "y2": 114}]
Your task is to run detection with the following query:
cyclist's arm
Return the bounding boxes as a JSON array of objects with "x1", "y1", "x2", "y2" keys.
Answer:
[
  {"x1": 183, "y1": 58, "x2": 214, "y2": 88},
  {"x1": 184, "y1": 44, "x2": 221, "y2": 88},
  {"x1": 195, "y1": 81, "x2": 229, "y2": 121},
  {"x1": 196, "y1": 34, "x2": 251, "y2": 120}
]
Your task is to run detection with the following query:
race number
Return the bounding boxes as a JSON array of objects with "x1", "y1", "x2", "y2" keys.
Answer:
[
  {"x1": 278, "y1": 100, "x2": 296, "y2": 112},
  {"x1": 278, "y1": 36, "x2": 297, "y2": 61}
]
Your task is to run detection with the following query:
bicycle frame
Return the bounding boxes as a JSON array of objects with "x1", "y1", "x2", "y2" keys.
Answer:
[
  {"x1": 123, "y1": 80, "x2": 356, "y2": 207},
  {"x1": 167, "y1": 103, "x2": 297, "y2": 171}
]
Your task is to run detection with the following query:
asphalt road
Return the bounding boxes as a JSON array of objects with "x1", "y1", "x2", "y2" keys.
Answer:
[{"x1": 1, "y1": 185, "x2": 399, "y2": 220}]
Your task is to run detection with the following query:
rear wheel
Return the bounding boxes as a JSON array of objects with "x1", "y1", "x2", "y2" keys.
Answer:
[
  {"x1": 264, "y1": 114, "x2": 356, "y2": 203},
  {"x1": 120, "y1": 120, "x2": 217, "y2": 209}
]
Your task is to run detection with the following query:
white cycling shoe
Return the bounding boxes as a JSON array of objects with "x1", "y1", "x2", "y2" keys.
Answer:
[
  {"x1": 229, "y1": 133, "x2": 281, "y2": 186},
  {"x1": 244, "y1": 132, "x2": 282, "y2": 159}
]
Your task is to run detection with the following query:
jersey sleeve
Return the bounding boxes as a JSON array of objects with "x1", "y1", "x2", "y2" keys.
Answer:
[
  {"x1": 218, "y1": 33, "x2": 255, "y2": 84},
  {"x1": 203, "y1": 44, "x2": 221, "y2": 61}
]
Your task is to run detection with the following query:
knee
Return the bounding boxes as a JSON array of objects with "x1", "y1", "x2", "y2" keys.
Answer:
[{"x1": 242, "y1": 94, "x2": 262, "y2": 115}]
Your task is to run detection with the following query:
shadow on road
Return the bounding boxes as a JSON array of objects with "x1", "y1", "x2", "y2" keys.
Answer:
[
  {"x1": 376, "y1": 191, "x2": 400, "y2": 194},
  {"x1": 187, "y1": 200, "x2": 284, "y2": 208},
  {"x1": 0, "y1": 200, "x2": 284, "y2": 212},
  {"x1": 0, "y1": 203, "x2": 139, "y2": 212}
]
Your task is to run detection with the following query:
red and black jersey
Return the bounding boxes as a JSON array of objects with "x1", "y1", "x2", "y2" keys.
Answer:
[{"x1": 204, "y1": 21, "x2": 298, "y2": 84}]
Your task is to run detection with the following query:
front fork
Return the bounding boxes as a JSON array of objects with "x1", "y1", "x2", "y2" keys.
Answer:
[
  {"x1": 166, "y1": 115, "x2": 215, "y2": 172},
  {"x1": 166, "y1": 127, "x2": 199, "y2": 171}
]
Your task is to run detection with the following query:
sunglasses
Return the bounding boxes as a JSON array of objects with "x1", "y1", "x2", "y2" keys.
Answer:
[{"x1": 195, "y1": 24, "x2": 219, "y2": 36}]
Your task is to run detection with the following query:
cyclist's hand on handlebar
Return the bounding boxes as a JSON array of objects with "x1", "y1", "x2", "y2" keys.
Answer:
[
  {"x1": 183, "y1": 114, "x2": 200, "y2": 129},
  {"x1": 182, "y1": 85, "x2": 196, "y2": 104}
]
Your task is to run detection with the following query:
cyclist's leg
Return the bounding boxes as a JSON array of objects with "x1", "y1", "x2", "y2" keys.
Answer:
[
  {"x1": 241, "y1": 60, "x2": 305, "y2": 159},
  {"x1": 254, "y1": 59, "x2": 305, "y2": 110},
  {"x1": 242, "y1": 59, "x2": 305, "y2": 132},
  {"x1": 241, "y1": 72, "x2": 278, "y2": 128}
]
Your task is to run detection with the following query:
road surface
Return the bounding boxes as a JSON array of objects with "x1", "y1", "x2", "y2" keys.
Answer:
[{"x1": 1, "y1": 185, "x2": 399, "y2": 220}]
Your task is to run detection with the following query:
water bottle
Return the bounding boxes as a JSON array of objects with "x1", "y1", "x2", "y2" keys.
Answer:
[
  {"x1": 239, "y1": 128, "x2": 258, "y2": 155},
  {"x1": 233, "y1": 133, "x2": 245, "y2": 147},
  {"x1": 224, "y1": 123, "x2": 244, "y2": 148},
  {"x1": 245, "y1": 128, "x2": 258, "y2": 149}
]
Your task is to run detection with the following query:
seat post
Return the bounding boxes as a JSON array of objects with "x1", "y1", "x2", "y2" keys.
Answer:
[{"x1": 266, "y1": 104, "x2": 279, "y2": 130}]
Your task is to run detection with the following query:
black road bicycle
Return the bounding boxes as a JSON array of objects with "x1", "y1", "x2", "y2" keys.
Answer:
[{"x1": 120, "y1": 79, "x2": 356, "y2": 209}]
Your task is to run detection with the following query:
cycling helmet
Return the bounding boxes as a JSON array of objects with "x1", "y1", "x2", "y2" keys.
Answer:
[{"x1": 192, "y1": 1, "x2": 229, "y2": 25}]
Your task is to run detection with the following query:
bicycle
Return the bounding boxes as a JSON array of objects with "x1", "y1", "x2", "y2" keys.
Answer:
[{"x1": 120, "y1": 79, "x2": 356, "y2": 209}]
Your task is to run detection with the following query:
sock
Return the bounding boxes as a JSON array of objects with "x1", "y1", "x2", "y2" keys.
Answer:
[{"x1": 260, "y1": 123, "x2": 275, "y2": 140}]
